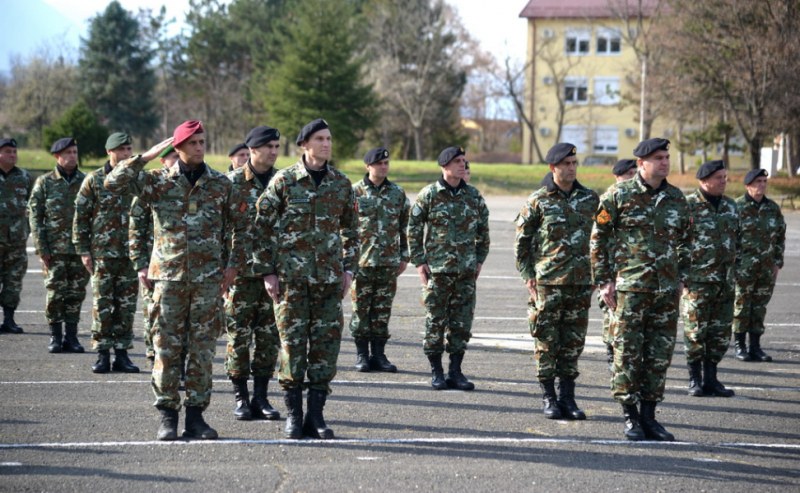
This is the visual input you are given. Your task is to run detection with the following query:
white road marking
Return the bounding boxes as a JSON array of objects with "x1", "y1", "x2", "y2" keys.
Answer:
[{"x1": 0, "y1": 462, "x2": 23, "y2": 466}]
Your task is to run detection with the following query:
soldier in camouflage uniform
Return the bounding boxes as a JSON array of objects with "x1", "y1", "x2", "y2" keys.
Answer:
[
  {"x1": 732, "y1": 169, "x2": 785, "y2": 362},
  {"x1": 350, "y1": 147, "x2": 410, "y2": 374},
  {"x1": 254, "y1": 118, "x2": 357, "y2": 440},
  {"x1": 105, "y1": 121, "x2": 246, "y2": 441},
  {"x1": 28, "y1": 138, "x2": 89, "y2": 353},
  {"x1": 408, "y1": 146, "x2": 490, "y2": 392},
  {"x1": 224, "y1": 126, "x2": 282, "y2": 422},
  {"x1": 0, "y1": 138, "x2": 32, "y2": 335},
  {"x1": 227, "y1": 143, "x2": 249, "y2": 172},
  {"x1": 73, "y1": 133, "x2": 140, "y2": 374},
  {"x1": 682, "y1": 161, "x2": 738, "y2": 397},
  {"x1": 591, "y1": 138, "x2": 689, "y2": 442},
  {"x1": 515, "y1": 143, "x2": 599, "y2": 420}
]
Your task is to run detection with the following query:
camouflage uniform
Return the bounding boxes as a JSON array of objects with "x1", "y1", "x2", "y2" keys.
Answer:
[
  {"x1": 28, "y1": 167, "x2": 90, "y2": 325},
  {"x1": 0, "y1": 166, "x2": 33, "y2": 312},
  {"x1": 73, "y1": 163, "x2": 138, "y2": 350},
  {"x1": 128, "y1": 196, "x2": 155, "y2": 358},
  {"x1": 253, "y1": 159, "x2": 357, "y2": 393},
  {"x1": 105, "y1": 156, "x2": 246, "y2": 411}
]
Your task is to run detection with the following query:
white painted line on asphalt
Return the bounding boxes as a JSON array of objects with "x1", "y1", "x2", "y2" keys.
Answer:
[{"x1": 0, "y1": 462, "x2": 23, "y2": 466}]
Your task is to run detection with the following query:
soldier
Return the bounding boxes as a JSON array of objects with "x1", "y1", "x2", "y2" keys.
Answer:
[
  {"x1": 227, "y1": 143, "x2": 249, "y2": 171},
  {"x1": 254, "y1": 118, "x2": 357, "y2": 440},
  {"x1": 732, "y1": 169, "x2": 785, "y2": 362},
  {"x1": 0, "y1": 138, "x2": 32, "y2": 335},
  {"x1": 591, "y1": 138, "x2": 689, "y2": 442},
  {"x1": 73, "y1": 133, "x2": 140, "y2": 374},
  {"x1": 464, "y1": 160, "x2": 471, "y2": 184},
  {"x1": 514, "y1": 143, "x2": 599, "y2": 420},
  {"x1": 28, "y1": 138, "x2": 90, "y2": 353},
  {"x1": 350, "y1": 147, "x2": 410, "y2": 373},
  {"x1": 224, "y1": 126, "x2": 282, "y2": 421},
  {"x1": 105, "y1": 121, "x2": 246, "y2": 441},
  {"x1": 408, "y1": 146, "x2": 490, "y2": 392}
]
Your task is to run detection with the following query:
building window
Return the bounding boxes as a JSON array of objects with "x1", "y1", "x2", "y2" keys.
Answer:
[
  {"x1": 593, "y1": 126, "x2": 619, "y2": 154},
  {"x1": 593, "y1": 77, "x2": 620, "y2": 105},
  {"x1": 564, "y1": 77, "x2": 588, "y2": 104},
  {"x1": 596, "y1": 28, "x2": 621, "y2": 54},
  {"x1": 562, "y1": 125, "x2": 589, "y2": 153},
  {"x1": 565, "y1": 29, "x2": 590, "y2": 55}
]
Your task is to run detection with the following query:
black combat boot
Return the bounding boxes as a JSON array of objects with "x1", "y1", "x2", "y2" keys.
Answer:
[
  {"x1": 621, "y1": 404, "x2": 645, "y2": 441},
  {"x1": 605, "y1": 344, "x2": 614, "y2": 373},
  {"x1": 303, "y1": 389, "x2": 334, "y2": 439},
  {"x1": 48, "y1": 323, "x2": 63, "y2": 353},
  {"x1": 639, "y1": 401, "x2": 675, "y2": 441},
  {"x1": 539, "y1": 380, "x2": 562, "y2": 419},
  {"x1": 702, "y1": 360, "x2": 735, "y2": 397},
  {"x1": 62, "y1": 323, "x2": 84, "y2": 353},
  {"x1": 687, "y1": 360, "x2": 705, "y2": 397},
  {"x1": 354, "y1": 338, "x2": 371, "y2": 372},
  {"x1": 112, "y1": 349, "x2": 140, "y2": 373},
  {"x1": 748, "y1": 333, "x2": 772, "y2": 362},
  {"x1": 556, "y1": 378, "x2": 586, "y2": 420},
  {"x1": 156, "y1": 406, "x2": 179, "y2": 441},
  {"x1": 231, "y1": 377, "x2": 253, "y2": 420},
  {"x1": 92, "y1": 349, "x2": 111, "y2": 373},
  {"x1": 283, "y1": 387, "x2": 304, "y2": 439},
  {"x1": 1, "y1": 306, "x2": 23, "y2": 334},
  {"x1": 369, "y1": 338, "x2": 397, "y2": 373},
  {"x1": 182, "y1": 406, "x2": 218, "y2": 439},
  {"x1": 733, "y1": 332, "x2": 752, "y2": 361},
  {"x1": 179, "y1": 350, "x2": 187, "y2": 390},
  {"x1": 251, "y1": 376, "x2": 280, "y2": 420},
  {"x1": 428, "y1": 354, "x2": 447, "y2": 390},
  {"x1": 445, "y1": 352, "x2": 475, "y2": 391}
]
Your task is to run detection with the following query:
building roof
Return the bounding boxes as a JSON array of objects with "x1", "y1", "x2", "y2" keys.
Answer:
[{"x1": 519, "y1": 0, "x2": 660, "y2": 19}]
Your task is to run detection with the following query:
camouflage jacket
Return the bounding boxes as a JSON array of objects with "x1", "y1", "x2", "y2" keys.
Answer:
[
  {"x1": 0, "y1": 166, "x2": 33, "y2": 246},
  {"x1": 685, "y1": 190, "x2": 739, "y2": 285},
  {"x1": 735, "y1": 194, "x2": 785, "y2": 278},
  {"x1": 408, "y1": 178, "x2": 490, "y2": 274},
  {"x1": 104, "y1": 155, "x2": 247, "y2": 283},
  {"x1": 591, "y1": 174, "x2": 690, "y2": 293},
  {"x1": 353, "y1": 175, "x2": 410, "y2": 268},
  {"x1": 72, "y1": 163, "x2": 134, "y2": 259},
  {"x1": 28, "y1": 167, "x2": 86, "y2": 256},
  {"x1": 514, "y1": 176, "x2": 599, "y2": 285},
  {"x1": 253, "y1": 159, "x2": 358, "y2": 284},
  {"x1": 128, "y1": 196, "x2": 152, "y2": 272},
  {"x1": 227, "y1": 163, "x2": 277, "y2": 279}
]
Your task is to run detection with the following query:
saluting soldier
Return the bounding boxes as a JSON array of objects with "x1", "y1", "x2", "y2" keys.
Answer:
[
  {"x1": 28, "y1": 138, "x2": 89, "y2": 353},
  {"x1": 349, "y1": 147, "x2": 410, "y2": 373},
  {"x1": 227, "y1": 143, "x2": 249, "y2": 172},
  {"x1": 0, "y1": 138, "x2": 32, "y2": 334},
  {"x1": 408, "y1": 146, "x2": 490, "y2": 392},
  {"x1": 732, "y1": 169, "x2": 785, "y2": 362},
  {"x1": 73, "y1": 132, "x2": 140, "y2": 374},
  {"x1": 591, "y1": 138, "x2": 690, "y2": 442},
  {"x1": 254, "y1": 118, "x2": 358, "y2": 440}
]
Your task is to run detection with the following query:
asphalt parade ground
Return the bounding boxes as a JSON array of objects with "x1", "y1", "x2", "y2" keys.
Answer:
[{"x1": 1, "y1": 196, "x2": 798, "y2": 492}]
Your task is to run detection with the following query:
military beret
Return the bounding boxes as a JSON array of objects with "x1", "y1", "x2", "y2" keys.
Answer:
[
  {"x1": 696, "y1": 160, "x2": 726, "y2": 180},
  {"x1": 227, "y1": 142, "x2": 248, "y2": 157},
  {"x1": 545, "y1": 143, "x2": 577, "y2": 165},
  {"x1": 464, "y1": 160, "x2": 470, "y2": 170},
  {"x1": 437, "y1": 146, "x2": 465, "y2": 166},
  {"x1": 744, "y1": 168, "x2": 768, "y2": 185},
  {"x1": 50, "y1": 137, "x2": 77, "y2": 154},
  {"x1": 105, "y1": 132, "x2": 131, "y2": 151},
  {"x1": 612, "y1": 159, "x2": 637, "y2": 176},
  {"x1": 245, "y1": 126, "x2": 281, "y2": 148},
  {"x1": 157, "y1": 145, "x2": 175, "y2": 159},
  {"x1": 0, "y1": 138, "x2": 17, "y2": 149},
  {"x1": 172, "y1": 120, "x2": 204, "y2": 148},
  {"x1": 364, "y1": 147, "x2": 389, "y2": 165},
  {"x1": 632, "y1": 138, "x2": 670, "y2": 158},
  {"x1": 296, "y1": 118, "x2": 329, "y2": 145}
]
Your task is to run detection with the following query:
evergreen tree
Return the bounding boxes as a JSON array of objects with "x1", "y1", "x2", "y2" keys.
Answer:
[{"x1": 42, "y1": 100, "x2": 109, "y2": 163}]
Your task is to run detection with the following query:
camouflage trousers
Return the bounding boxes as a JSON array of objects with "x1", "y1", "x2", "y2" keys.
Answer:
[
  {"x1": 224, "y1": 277, "x2": 279, "y2": 379},
  {"x1": 89, "y1": 258, "x2": 138, "y2": 351},
  {"x1": 611, "y1": 290, "x2": 679, "y2": 405},
  {"x1": 422, "y1": 272, "x2": 476, "y2": 356},
  {"x1": 43, "y1": 254, "x2": 89, "y2": 324},
  {"x1": 528, "y1": 284, "x2": 592, "y2": 381},
  {"x1": 140, "y1": 283, "x2": 155, "y2": 358},
  {"x1": 0, "y1": 243, "x2": 27, "y2": 309},
  {"x1": 733, "y1": 269, "x2": 776, "y2": 336},
  {"x1": 150, "y1": 280, "x2": 222, "y2": 411},
  {"x1": 275, "y1": 280, "x2": 343, "y2": 393},
  {"x1": 349, "y1": 266, "x2": 399, "y2": 340},
  {"x1": 681, "y1": 282, "x2": 734, "y2": 364}
]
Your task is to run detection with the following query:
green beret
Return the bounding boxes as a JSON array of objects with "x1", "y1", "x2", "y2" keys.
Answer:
[
  {"x1": 158, "y1": 145, "x2": 175, "y2": 159},
  {"x1": 105, "y1": 132, "x2": 131, "y2": 151}
]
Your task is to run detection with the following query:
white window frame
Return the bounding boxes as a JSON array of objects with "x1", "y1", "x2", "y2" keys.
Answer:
[
  {"x1": 565, "y1": 29, "x2": 591, "y2": 55},
  {"x1": 561, "y1": 125, "x2": 589, "y2": 154},
  {"x1": 564, "y1": 77, "x2": 589, "y2": 104},
  {"x1": 593, "y1": 126, "x2": 619, "y2": 154},
  {"x1": 596, "y1": 28, "x2": 622, "y2": 55},
  {"x1": 593, "y1": 77, "x2": 621, "y2": 105}
]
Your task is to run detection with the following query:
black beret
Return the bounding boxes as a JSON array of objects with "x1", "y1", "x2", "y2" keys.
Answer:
[
  {"x1": 227, "y1": 143, "x2": 248, "y2": 157},
  {"x1": 744, "y1": 168, "x2": 768, "y2": 185},
  {"x1": 632, "y1": 138, "x2": 670, "y2": 158},
  {"x1": 545, "y1": 143, "x2": 577, "y2": 164},
  {"x1": 296, "y1": 118, "x2": 329, "y2": 145},
  {"x1": 245, "y1": 126, "x2": 280, "y2": 148},
  {"x1": 464, "y1": 160, "x2": 470, "y2": 170},
  {"x1": 105, "y1": 132, "x2": 131, "y2": 150},
  {"x1": 364, "y1": 147, "x2": 389, "y2": 165},
  {"x1": 50, "y1": 137, "x2": 77, "y2": 154},
  {"x1": 696, "y1": 160, "x2": 726, "y2": 180},
  {"x1": 0, "y1": 138, "x2": 17, "y2": 149},
  {"x1": 437, "y1": 146, "x2": 465, "y2": 166},
  {"x1": 612, "y1": 159, "x2": 637, "y2": 176}
]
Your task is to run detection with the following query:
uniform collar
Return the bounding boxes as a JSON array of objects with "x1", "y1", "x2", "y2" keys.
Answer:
[
  {"x1": 363, "y1": 173, "x2": 390, "y2": 189},
  {"x1": 542, "y1": 172, "x2": 586, "y2": 196}
]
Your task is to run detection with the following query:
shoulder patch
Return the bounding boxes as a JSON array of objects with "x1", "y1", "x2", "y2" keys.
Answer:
[
  {"x1": 596, "y1": 209, "x2": 611, "y2": 225},
  {"x1": 412, "y1": 204, "x2": 423, "y2": 217}
]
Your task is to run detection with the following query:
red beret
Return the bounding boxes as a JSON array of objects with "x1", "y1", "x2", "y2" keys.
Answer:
[{"x1": 173, "y1": 120, "x2": 205, "y2": 148}]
